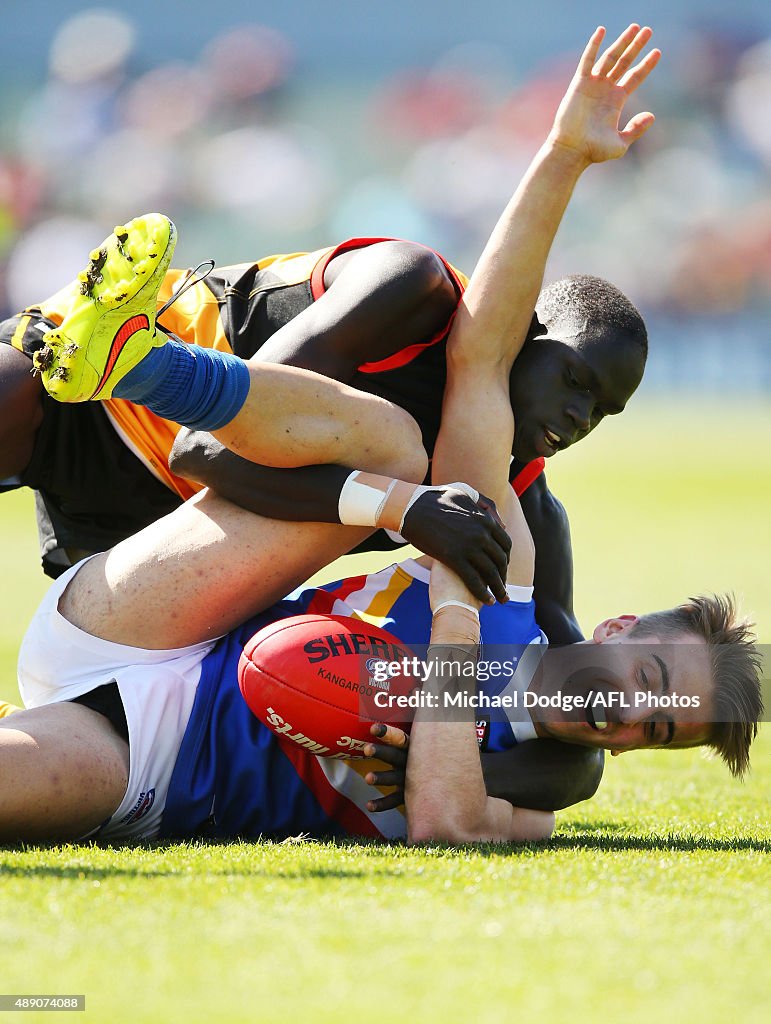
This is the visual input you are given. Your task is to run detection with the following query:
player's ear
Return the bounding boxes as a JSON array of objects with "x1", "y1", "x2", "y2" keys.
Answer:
[
  {"x1": 527, "y1": 311, "x2": 547, "y2": 340},
  {"x1": 592, "y1": 615, "x2": 639, "y2": 643}
]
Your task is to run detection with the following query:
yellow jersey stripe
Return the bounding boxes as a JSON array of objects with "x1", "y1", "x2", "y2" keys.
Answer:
[
  {"x1": 343, "y1": 565, "x2": 413, "y2": 628},
  {"x1": 0, "y1": 699, "x2": 23, "y2": 719},
  {"x1": 11, "y1": 315, "x2": 31, "y2": 352}
]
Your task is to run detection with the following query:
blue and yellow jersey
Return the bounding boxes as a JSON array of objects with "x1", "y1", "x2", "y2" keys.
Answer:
[{"x1": 160, "y1": 559, "x2": 546, "y2": 842}]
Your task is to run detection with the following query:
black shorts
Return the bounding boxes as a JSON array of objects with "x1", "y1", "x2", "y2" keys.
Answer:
[{"x1": 70, "y1": 682, "x2": 129, "y2": 743}]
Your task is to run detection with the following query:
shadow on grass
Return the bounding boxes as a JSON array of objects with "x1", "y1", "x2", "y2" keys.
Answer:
[
  {"x1": 0, "y1": 840, "x2": 373, "y2": 879},
  {"x1": 1, "y1": 827, "x2": 768, "y2": 878},
  {"x1": 548, "y1": 824, "x2": 771, "y2": 855},
  {"x1": 0, "y1": 834, "x2": 423, "y2": 878},
  {"x1": 0, "y1": 862, "x2": 373, "y2": 880}
]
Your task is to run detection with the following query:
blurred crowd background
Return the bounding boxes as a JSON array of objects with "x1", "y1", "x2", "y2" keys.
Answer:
[{"x1": 1, "y1": 1, "x2": 769, "y2": 393}]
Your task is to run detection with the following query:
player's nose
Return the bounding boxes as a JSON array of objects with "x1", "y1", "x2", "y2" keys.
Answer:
[
  {"x1": 617, "y1": 694, "x2": 649, "y2": 725},
  {"x1": 565, "y1": 397, "x2": 592, "y2": 433}
]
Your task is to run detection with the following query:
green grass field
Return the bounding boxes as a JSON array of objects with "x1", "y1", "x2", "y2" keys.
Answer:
[{"x1": 0, "y1": 400, "x2": 769, "y2": 1023}]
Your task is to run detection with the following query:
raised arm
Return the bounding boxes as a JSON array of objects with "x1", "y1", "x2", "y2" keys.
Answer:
[
  {"x1": 406, "y1": 24, "x2": 660, "y2": 844},
  {"x1": 445, "y1": 23, "x2": 659, "y2": 389}
]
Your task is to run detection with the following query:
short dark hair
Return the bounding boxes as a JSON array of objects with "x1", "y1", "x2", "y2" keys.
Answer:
[
  {"x1": 536, "y1": 274, "x2": 648, "y2": 360},
  {"x1": 633, "y1": 594, "x2": 763, "y2": 778}
]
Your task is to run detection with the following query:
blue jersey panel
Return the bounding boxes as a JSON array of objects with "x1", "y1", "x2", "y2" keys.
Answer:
[
  {"x1": 160, "y1": 593, "x2": 347, "y2": 840},
  {"x1": 159, "y1": 564, "x2": 543, "y2": 838},
  {"x1": 478, "y1": 598, "x2": 542, "y2": 751}
]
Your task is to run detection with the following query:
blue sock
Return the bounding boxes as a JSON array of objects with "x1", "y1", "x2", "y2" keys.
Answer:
[{"x1": 114, "y1": 338, "x2": 251, "y2": 431}]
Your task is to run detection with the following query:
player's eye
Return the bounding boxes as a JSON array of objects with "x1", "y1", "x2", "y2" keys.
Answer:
[{"x1": 567, "y1": 368, "x2": 595, "y2": 399}]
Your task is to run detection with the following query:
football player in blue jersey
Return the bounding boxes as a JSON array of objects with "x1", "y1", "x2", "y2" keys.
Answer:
[
  {"x1": 398, "y1": 26, "x2": 761, "y2": 842},
  {"x1": 1, "y1": 21, "x2": 662, "y2": 817},
  {"x1": 0, "y1": 24, "x2": 760, "y2": 845}
]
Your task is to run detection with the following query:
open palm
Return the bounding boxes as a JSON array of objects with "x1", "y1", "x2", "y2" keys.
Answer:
[{"x1": 550, "y1": 24, "x2": 661, "y2": 164}]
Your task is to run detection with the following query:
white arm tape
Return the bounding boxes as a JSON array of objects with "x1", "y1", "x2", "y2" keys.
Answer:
[
  {"x1": 338, "y1": 471, "x2": 396, "y2": 527},
  {"x1": 339, "y1": 473, "x2": 481, "y2": 533}
]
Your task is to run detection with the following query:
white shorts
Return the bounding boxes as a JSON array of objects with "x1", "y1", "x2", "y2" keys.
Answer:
[{"x1": 17, "y1": 560, "x2": 218, "y2": 840}]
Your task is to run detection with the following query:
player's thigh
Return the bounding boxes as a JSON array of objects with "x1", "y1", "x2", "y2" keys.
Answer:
[
  {"x1": 59, "y1": 492, "x2": 375, "y2": 648},
  {"x1": 218, "y1": 362, "x2": 426, "y2": 471},
  {"x1": 0, "y1": 703, "x2": 129, "y2": 842}
]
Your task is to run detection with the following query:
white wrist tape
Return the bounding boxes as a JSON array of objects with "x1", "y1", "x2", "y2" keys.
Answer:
[
  {"x1": 432, "y1": 599, "x2": 481, "y2": 617},
  {"x1": 338, "y1": 471, "x2": 396, "y2": 527},
  {"x1": 431, "y1": 599, "x2": 481, "y2": 646},
  {"x1": 338, "y1": 472, "x2": 481, "y2": 534}
]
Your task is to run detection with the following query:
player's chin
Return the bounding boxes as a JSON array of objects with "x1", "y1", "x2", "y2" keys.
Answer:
[
  {"x1": 511, "y1": 425, "x2": 539, "y2": 464},
  {"x1": 513, "y1": 422, "x2": 552, "y2": 463}
]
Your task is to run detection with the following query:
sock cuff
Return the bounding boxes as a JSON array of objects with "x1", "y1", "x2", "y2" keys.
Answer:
[
  {"x1": 115, "y1": 339, "x2": 251, "y2": 433},
  {"x1": 186, "y1": 351, "x2": 251, "y2": 431}
]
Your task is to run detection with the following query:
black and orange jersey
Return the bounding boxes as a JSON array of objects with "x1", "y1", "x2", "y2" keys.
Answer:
[
  {"x1": 106, "y1": 236, "x2": 475, "y2": 490},
  {"x1": 152, "y1": 236, "x2": 543, "y2": 493},
  {"x1": 2, "y1": 237, "x2": 544, "y2": 575}
]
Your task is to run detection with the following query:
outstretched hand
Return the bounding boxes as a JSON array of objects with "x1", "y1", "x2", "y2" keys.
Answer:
[
  {"x1": 550, "y1": 24, "x2": 661, "y2": 165},
  {"x1": 400, "y1": 485, "x2": 511, "y2": 605}
]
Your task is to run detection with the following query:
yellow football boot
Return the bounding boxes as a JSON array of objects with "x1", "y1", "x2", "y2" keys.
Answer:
[{"x1": 33, "y1": 213, "x2": 177, "y2": 401}]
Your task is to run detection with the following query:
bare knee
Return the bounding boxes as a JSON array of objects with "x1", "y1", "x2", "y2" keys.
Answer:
[
  {"x1": 375, "y1": 405, "x2": 428, "y2": 483},
  {"x1": 0, "y1": 704, "x2": 129, "y2": 843}
]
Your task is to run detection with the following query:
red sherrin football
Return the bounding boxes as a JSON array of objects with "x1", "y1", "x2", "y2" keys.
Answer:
[{"x1": 238, "y1": 614, "x2": 416, "y2": 758}]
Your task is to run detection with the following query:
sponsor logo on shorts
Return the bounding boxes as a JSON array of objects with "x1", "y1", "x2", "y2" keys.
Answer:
[{"x1": 119, "y1": 788, "x2": 156, "y2": 824}]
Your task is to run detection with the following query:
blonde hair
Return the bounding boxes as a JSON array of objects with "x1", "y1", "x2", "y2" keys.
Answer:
[{"x1": 634, "y1": 594, "x2": 763, "y2": 778}]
